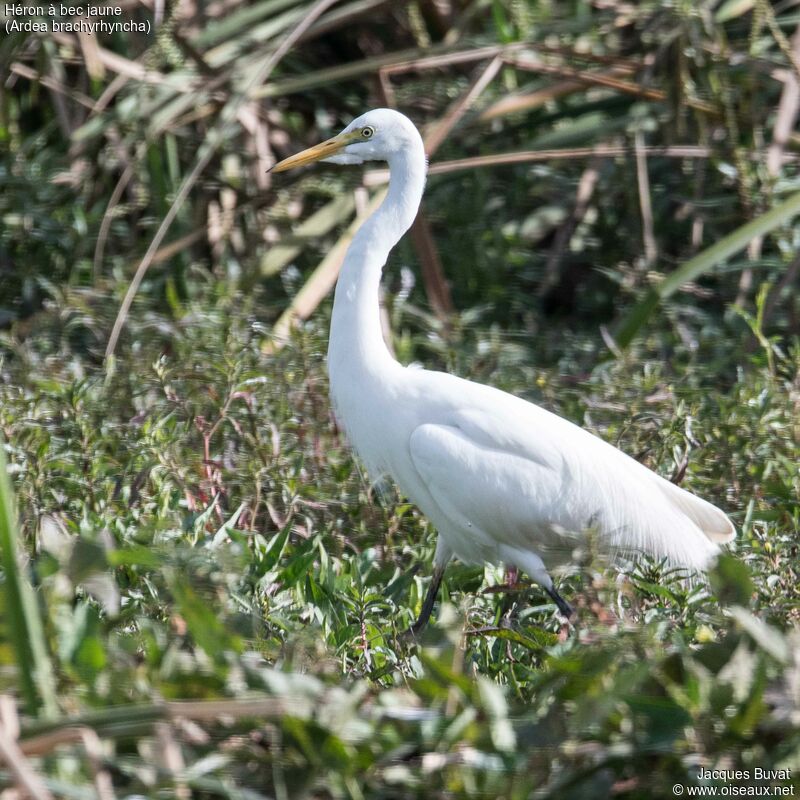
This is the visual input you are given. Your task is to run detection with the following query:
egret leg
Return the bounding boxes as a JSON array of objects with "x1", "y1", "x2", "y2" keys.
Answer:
[
  {"x1": 544, "y1": 585, "x2": 575, "y2": 619},
  {"x1": 408, "y1": 563, "x2": 446, "y2": 636},
  {"x1": 497, "y1": 546, "x2": 575, "y2": 621},
  {"x1": 504, "y1": 565, "x2": 520, "y2": 587}
]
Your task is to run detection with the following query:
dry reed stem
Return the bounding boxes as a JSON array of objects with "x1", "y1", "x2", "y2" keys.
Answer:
[
  {"x1": 10, "y1": 63, "x2": 96, "y2": 111},
  {"x1": 77, "y1": 28, "x2": 105, "y2": 80},
  {"x1": 480, "y1": 73, "x2": 628, "y2": 120},
  {"x1": 504, "y1": 54, "x2": 718, "y2": 114},
  {"x1": 360, "y1": 145, "x2": 792, "y2": 188},
  {"x1": 0, "y1": 699, "x2": 53, "y2": 800},
  {"x1": 48, "y1": 31, "x2": 190, "y2": 89},
  {"x1": 635, "y1": 130, "x2": 657, "y2": 267},
  {"x1": 539, "y1": 159, "x2": 602, "y2": 298},
  {"x1": 424, "y1": 145, "x2": 720, "y2": 175},
  {"x1": 423, "y1": 56, "x2": 503, "y2": 155},
  {"x1": 79, "y1": 728, "x2": 117, "y2": 800}
]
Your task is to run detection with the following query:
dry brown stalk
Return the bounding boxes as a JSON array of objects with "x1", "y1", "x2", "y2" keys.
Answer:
[
  {"x1": 0, "y1": 698, "x2": 54, "y2": 800},
  {"x1": 10, "y1": 62, "x2": 96, "y2": 111},
  {"x1": 539, "y1": 159, "x2": 602, "y2": 298},
  {"x1": 504, "y1": 54, "x2": 718, "y2": 115},
  {"x1": 424, "y1": 145, "x2": 718, "y2": 175},
  {"x1": 423, "y1": 56, "x2": 503, "y2": 155},
  {"x1": 635, "y1": 130, "x2": 657, "y2": 267},
  {"x1": 480, "y1": 66, "x2": 636, "y2": 121}
]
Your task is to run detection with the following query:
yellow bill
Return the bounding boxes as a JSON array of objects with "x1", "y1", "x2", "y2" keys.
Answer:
[{"x1": 270, "y1": 130, "x2": 361, "y2": 172}]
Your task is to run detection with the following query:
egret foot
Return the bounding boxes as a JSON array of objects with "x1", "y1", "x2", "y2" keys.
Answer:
[{"x1": 545, "y1": 585, "x2": 575, "y2": 619}]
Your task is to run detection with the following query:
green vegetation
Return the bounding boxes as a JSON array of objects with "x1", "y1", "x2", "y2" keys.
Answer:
[{"x1": 1, "y1": 1, "x2": 799, "y2": 797}]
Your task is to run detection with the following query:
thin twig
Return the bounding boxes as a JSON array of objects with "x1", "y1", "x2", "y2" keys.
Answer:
[
  {"x1": 409, "y1": 216, "x2": 453, "y2": 317},
  {"x1": 423, "y1": 55, "x2": 503, "y2": 155},
  {"x1": 758, "y1": 0, "x2": 800, "y2": 79},
  {"x1": 480, "y1": 71, "x2": 632, "y2": 121},
  {"x1": 254, "y1": 40, "x2": 644, "y2": 99},
  {"x1": 91, "y1": 72, "x2": 129, "y2": 117},
  {"x1": 361, "y1": 144, "x2": 794, "y2": 187},
  {"x1": 768, "y1": 25, "x2": 800, "y2": 176},
  {"x1": 93, "y1": 161, "x2": 135, "y2": 284},
  {"x1": 155, "y1": 722, "x2": 189, "y2": 800},
  {"x1": 10, "y1": 62, "x2": 96, "y2": 111},
  {"x1": 381, "y1": 42, "x2": 529, "y2": 75},
  {"x1": 77, "y1": 28, "x2": 105, "y2": 80},
  {"x1": 49, "y1": 30, "x2": 193, "y2": 90},
  {"x1": 763, "y1": 254, "x2": 800, "y2": 327},
  {"x1": 79, "y1": 727, "x2": 117, "y2": 800}
]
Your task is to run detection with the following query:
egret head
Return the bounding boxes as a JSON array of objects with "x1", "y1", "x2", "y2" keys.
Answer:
[{"x1": 271, "y1": 108, "x2": 422, "y2": 172}]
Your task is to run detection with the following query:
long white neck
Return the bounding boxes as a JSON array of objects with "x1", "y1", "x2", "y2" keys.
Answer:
[{"x1": 328, "y1": 140, "x2": 427, "y2": 378}]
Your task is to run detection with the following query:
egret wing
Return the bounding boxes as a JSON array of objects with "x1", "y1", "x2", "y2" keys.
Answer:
[
  {"x1": 408, "y1": 381, "x2": 731, "y2": 569},
  {"x1": 408, "y1": 421, "x2": 572, "y2": 564}
]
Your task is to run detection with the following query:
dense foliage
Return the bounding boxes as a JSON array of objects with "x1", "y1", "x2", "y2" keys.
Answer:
[{"x1": 1, "y1": 1, "x2": 799, "y2": 797}]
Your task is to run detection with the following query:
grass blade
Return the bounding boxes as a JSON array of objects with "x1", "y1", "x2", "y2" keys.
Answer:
[
  {"x1": 0, "y1": 440, "x2": 58, "y2": 717},
  {"x1": 612, "y1": 188, "x2": 800, "y2": 350}
]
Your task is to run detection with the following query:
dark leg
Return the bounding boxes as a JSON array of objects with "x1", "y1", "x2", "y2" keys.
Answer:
[
  {"x1": 407, "y1": 563, "x2": 446, "y2": 637},
  {"x1": 545, "y1": 585, "x2": 575, "y2": 619}
]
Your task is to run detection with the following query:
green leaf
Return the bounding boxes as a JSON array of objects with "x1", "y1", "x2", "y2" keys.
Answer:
[
  {"x1": 624, "y1": 693, "x2": 693, "y2": 746},
  {"x1": 466, "y1": 625, "x2": 558, "y2": 650},
  {"x1": 168, "y1": 572, "x2": 242, "y2": 663},
  {"x1": 258, "y1": 520, "x2": 293, "y2": 575},
  {"x1": 276, "y1": 543, "x2": 319, "y2": 588},
  {"x1": 259, "y1": 194, "x2": 355, "y2": 278},
  {"x1": 632, "y1": 579, "x2": 680, "y2": 603},
  {"x1": 729, "y1": 607, "x2": 790, "y2": 663},
  {"x1": 715, "y1": 0, "x2": 755, "y2": 22},
  {"x1": 709, "y1": 555, "x2": 754, "y2": 606},
  {"x1": 107, "y1": 546, "x2": 163, "y2": 569},
  {"x1": 68, "y1": 538, "x2": 109, "y2": 582}
]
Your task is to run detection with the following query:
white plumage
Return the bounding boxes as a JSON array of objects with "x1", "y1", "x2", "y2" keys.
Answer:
[{"x1": 272, "y1": 108, "x2": 735, "y2": 630}]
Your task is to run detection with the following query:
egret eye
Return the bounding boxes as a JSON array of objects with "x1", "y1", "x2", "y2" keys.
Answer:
[{"x1": 361, "y1": 126, "x2": 375, "y2": 139}]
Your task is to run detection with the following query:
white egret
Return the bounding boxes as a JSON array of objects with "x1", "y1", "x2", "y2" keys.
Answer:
[{"x1": 271, "y1": 109, "x2": 735, "y2": 633}]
